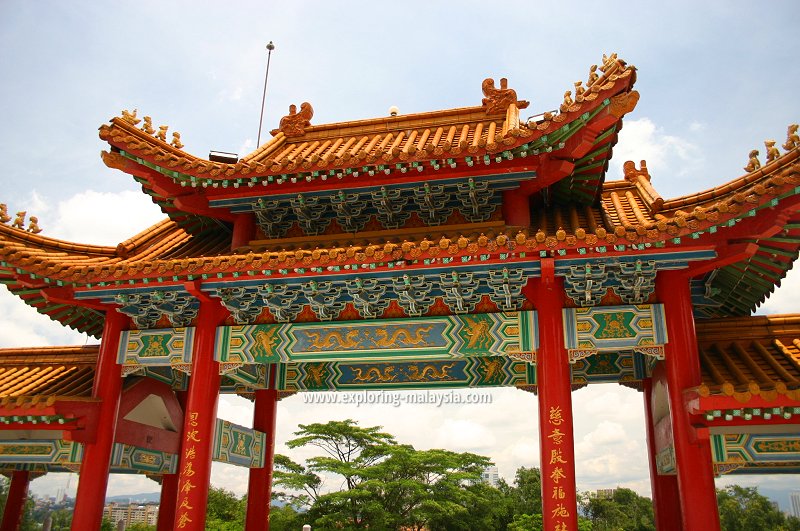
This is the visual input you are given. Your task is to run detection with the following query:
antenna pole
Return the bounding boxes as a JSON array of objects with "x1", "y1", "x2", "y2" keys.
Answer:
[{"x1": 256, "y1": 41, "x2": 275, "y2": 148}]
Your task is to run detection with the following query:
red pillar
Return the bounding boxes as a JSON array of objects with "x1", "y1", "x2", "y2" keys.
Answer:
[
  {"x1": 245, "y1": 382, "x2": 279, "y2": 530},
  {"x1": 535, "y1": 259, "x2": 578, "y2": 531},
  {"x1": 231, "y1": 214, "x2": 256, "y2": 251},
  {"x1": 657, "y1": 270, "x2": 720, "y2": 530},
  {"x1": 642, "y1": 377, "x2": 682, "y2": 530},
  {"x1": 71, "y1": 310, "x2": 128, "y2": 531},
  {"x1": 173, "y1": 299, "x2": 226, "y2": 530},
  {"x1": 502, "y1": 189, "x2": 531, "y2": 227},
  {"x1": 156, "y1": 473, "x2": 180, "y2": 531},
  {"x1": 1, "y1": 470, "x2": 30, "y2": 531}
]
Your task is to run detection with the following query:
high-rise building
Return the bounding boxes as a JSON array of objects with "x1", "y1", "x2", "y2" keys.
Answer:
[
  {"x1": 790, "y1": 491, "x2": 800, "y2": 519},
  {"x1": 481, "y1": 466, "x2": 500, "y2": 487}
]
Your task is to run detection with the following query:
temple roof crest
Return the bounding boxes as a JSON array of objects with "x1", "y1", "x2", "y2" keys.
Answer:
[
  {"x1": 272, "y1": 102, "x2": 314, "y2": 138},
  {"x1": 481, "y1": 78, "x2": 529, "y2": 115}
]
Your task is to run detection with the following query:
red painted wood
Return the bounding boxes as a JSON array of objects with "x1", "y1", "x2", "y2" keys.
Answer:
[
  {"x1": 115, "y1": 378, "x2": 184, "y2": 454},
  {"x1": 231, "y1": 214, "x2": 257, "y2": 251},
  {"x1": 245, "y1": 385, "x2": 279, "y2": 530},
  {"x1": 657, "y1": 270, "x2": 721, "y2": 531},
  {"x1": 534, "y1": 259, "x2": 578, "y2": 531},
  {"x1": 172, "y1": 300, "x2": 226, "y2": 530},
  {"x1": 0, "y1": 470, "x2": 30, "y2": 531},
  {"x1": 71, "y1": 310, "x2": 128, "y2": 531},
  {"x1": 502, "y1": 190, "x2": 531, "y2": 227},
  {"x1": 157, "y1": 473, "x2": 179, "y2": 531},
  {"x1": 642, "y1": 378, "x2": 682, "y2": 530}
]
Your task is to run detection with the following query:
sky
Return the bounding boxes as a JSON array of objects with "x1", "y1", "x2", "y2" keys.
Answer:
[{"x1": 1, "y1": 0, "x2": 799, "y2": 510}]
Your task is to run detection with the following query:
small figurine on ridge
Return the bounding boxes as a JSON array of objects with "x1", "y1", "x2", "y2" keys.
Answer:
[{"x1": 744, "y1": 150, "x2": 761, "y2": 172}]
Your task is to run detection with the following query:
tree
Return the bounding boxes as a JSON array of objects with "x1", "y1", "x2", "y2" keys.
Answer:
[
  {"x1": 580, "y1": 488, "x2": 654, "y2": 531},
  {"x1": 274, "y1": 419, "x2": 501, "y2": 530},
  {"x1": 717, "y1": 485, "x2": 800, "y2": 531}
]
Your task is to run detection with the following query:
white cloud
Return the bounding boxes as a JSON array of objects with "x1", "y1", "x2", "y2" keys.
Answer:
[{"x1": 610, "y1": 118, "x2": 703, "y2": 186}]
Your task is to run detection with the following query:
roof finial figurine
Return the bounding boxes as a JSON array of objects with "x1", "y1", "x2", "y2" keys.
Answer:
[
  {"x1": 481, "y1": 77, "x2": 529, "y2": 115},
  {"x1": 121, "y1": 109, "x2": 140, "y2": 125},
  {"x1": 156, "y1": 125, "x2": 168, "y2": 142},
  {"x1": 600, "y1": 53, "x2": 619, "y2": 73},
  {"x1": 587, "y1": 64, "x2": 599, "y2": 86},
  {"x1": 273, "y1": 102, "x2": 314, "y2": 138},
  {"x1": 560, "y1": 91, "x2": 574, "y2": 112},
  {"x1": 171, "y1": 132, "x2": 184, "y2": 149},
  {"x1": 0, "y1": 204, "x2": 10, "y2": 224},
  {"x1": 783, "y1": 124, "x2": 799, "y2": 151},
  {"x1": 27, "y1": 216, "x2": 42, "y2": 234},
  {"x1": 765, "y1": 140, "x2": 780, "y2": 163},
  {"x1": 744, "y1": 149, "x2": 761, "y2": 172},
  {"x1": 142, "y1": 116, "x2": 156, "y2": 135},
  {"x1": 11, "y1": 211, "x2": 26, "y2": 230},
  {"x1": 574, "y1": 81, "x2": 585, "y2": 102}
]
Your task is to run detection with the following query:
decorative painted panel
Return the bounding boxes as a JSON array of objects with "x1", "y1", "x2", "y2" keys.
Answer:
[
  {"x1": 562, "y1": 304, "x2": 667, "y2": 362},
  {"x1": 276, "y1": 356, "x2": 534, "y2": 392},
  {"x1": 712, "y1": 433, "x2": 800, "y2": 470},
  {"x1": 216, "y1": 312, "x2": 537, "y2": 365},
  {"x1": 0, "y1": 441, "x2": 177, "y2": 474},
  {"x1": 117, "y1": 328, "x2": 194, "y2": 373},
  {"x1": 212, "y1": 419, "x2": 266, "y2": 468}
]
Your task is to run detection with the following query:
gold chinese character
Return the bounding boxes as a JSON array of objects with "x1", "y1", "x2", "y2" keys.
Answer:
[
  {"x1": 547, "y1": 428, "x2": 565, "y2": 445},
  {"x1": 180, "y1": 480, "x2": 196, "y2": 495},
  {"x1": 552, "y1": 486, "x2": 565, "y2": 499},
  {"x1": 550, "y1": 448, "x2": 567, "y2": 464},
  {"x1": 185, "y1": 446, "x2": 196, "y2": 460},
  {"x1": 189, "y1": 412, "x2": 199, "y2": 427},
  {"x1": 179, "y1": 497, "x2": 193, "y2": 511},
  {"x1": 550, "y1": 466, "x2": 567, "y2": 484},
  {"x1": 554, "y1": 522, "x2": 569, "y2": 531},
  {"x1": 549, "y1": 406, "x2": 564, "y2": 426},
  {"x1": 183, "y1": 461, "x2": 196, "y2": 477},
  {"x1": 551, "y1": 503, "x2": 570, "y2": 518},
  {"x1": 177, "y1": 512, "x2": 192, "y2": 528},
  {"x1": 186, "y1": 430, "x2": 201, "y2": 443}
]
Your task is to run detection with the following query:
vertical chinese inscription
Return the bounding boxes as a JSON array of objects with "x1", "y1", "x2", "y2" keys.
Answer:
[
  {"x1": 176, "y1": 411, "x2": 201, "y2": 529},
  {"x1": 546, "y1": 405, "x2": 572, "y2": 531}
]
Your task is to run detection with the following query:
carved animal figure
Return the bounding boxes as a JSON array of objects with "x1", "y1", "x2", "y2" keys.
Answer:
[
  {"x1": 587, "y1": 64, "x2": 599, "y2": 85},
  {"x1": 783, "y1": 124, "x2": 799, "y2": 151},
  {"x1": 405, "y1": 363, "x2": 456, "y2": 381},
  {"x1": 277, "y1": 102, "x2": 314, "y2": 137},
  {"x1": 156, "y1": 125, "x2": 168, "y2": 142},
  {"x1": 371, "y1": 325, "x2": 434, "y2": 348},
  {"x1": 744, "y1": 150, "x2": 761, "y2": 172},
  {"x1": 142, "y1": 116, "x2": 155, "y2": 134},
  {"x1": 351, "y1": 365, "x2": 395, "y2": 383},
  {"x1": 765, "y1": 140, "x2": 780, "y2": 163},
  {"x1": 11, "y1": 211, "x2": 25, "y2": 229},
  {"x1": 27, "y1": 216, "x2": 42, "y2": 234},
  {"x1": 574, "y1": 81, "x2": 585, "y2": 100},
  {"x1": 121, "y1": 108, "x2": 140, "y2": 124},
  {"x1": 171, "y1": 132, "x2": 184, "y2": 149},
  {"x1": 304, "y1": 329, "x2": 361, "y2": 350},
  {"x1": 481, "y1": 78, "x2": 530, "y2": 113},
  {"x1": 0, "y1": 204, "x2": 10, "y2": 224}
]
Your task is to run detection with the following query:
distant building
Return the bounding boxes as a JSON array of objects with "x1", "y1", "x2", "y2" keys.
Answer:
[
  {"x1": 481, "y1": 466, "x2": 500, "y2": 487},
  {"x1": 791, "y1": 492, "x2": 800, "y2": 519},
  {"x1": 104, "y1": 502, "x2": 159, "y2": 527},
  {"x1": 595, "y1": 489, "x2": 616, "y2": 500}
]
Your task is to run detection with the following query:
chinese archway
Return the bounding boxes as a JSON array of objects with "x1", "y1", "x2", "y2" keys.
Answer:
[{"x1": 0, "y1": 55, "x2": 798, "y2": 531}]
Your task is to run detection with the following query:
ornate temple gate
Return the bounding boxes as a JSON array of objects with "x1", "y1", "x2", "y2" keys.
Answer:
[{"x1": 1, "y1": 54, "x2": 799, "y2": 531}]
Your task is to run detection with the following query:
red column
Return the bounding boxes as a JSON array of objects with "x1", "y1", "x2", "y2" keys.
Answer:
[
  {"x1": 535, "y1": 259, "x2": 578, "y2": 531},
  {"x1": 502, "y1": 189, "x2": 531, "y2": 227},
  {"x1": 173, "y1": 299, "x2": 226, "y2": 530},
  {"x1": 71, "y1": 310, "x2": 128, "y2": 531},
  {"x1": 642, "y1": 377, "x2": 682, "y2": 530},
  {"x1": 156, "y1": 473, "x2": 180, "y2": 531},
  {"x1": 245, "y1": 382, "x2": 279, "y2": 530},
  {"x1": 1, "y1": 470, "x2": 30, "y2": 531},
  {"x1": 231, "y1": 214, "x2": 256, "y2": 251},
  {"x1": 657, "y1": 270, "x2": 720, "y2": 530}
]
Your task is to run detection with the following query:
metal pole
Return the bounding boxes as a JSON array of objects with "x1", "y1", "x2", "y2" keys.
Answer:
[{"x1": 256, "y1": 41, "x2": 275, "y2": 148}]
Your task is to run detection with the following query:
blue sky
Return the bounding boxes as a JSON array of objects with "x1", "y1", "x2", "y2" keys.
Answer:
[{"x1": 1, "y1": 0, "x2": 798, "y2": 507}]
